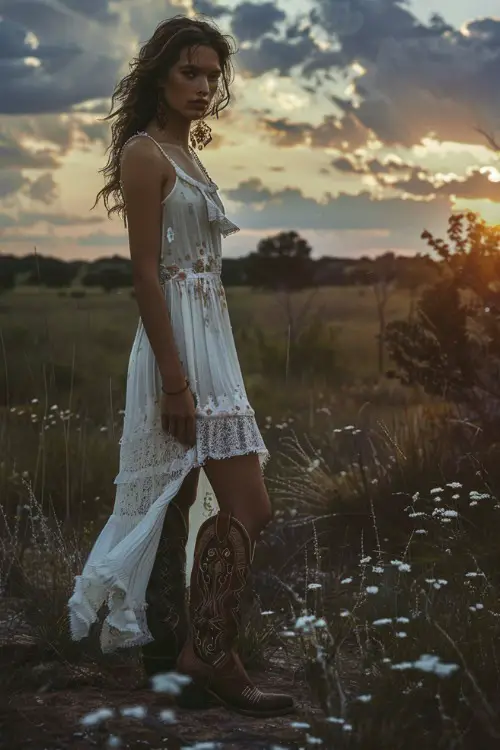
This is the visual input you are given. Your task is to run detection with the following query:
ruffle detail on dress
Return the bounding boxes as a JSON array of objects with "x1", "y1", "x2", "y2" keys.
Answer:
[
  {"x1": 205, "y1": 193, "x2": 240, "y2": 237},
  {"x1": 67, "y1": 479, "x2": 187, "y2": 652},
  {"x1": 114, "y1": 415, "x2": 269, "y2": 489}
]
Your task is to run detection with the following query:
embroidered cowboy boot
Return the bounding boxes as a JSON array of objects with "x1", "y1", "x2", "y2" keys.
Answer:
[
  {"x1": 141, "y1": 500, "x2": 190, "y2": 677},
  {"x1": 175, "y1": 510, "x2": 296, "y2": 717}
]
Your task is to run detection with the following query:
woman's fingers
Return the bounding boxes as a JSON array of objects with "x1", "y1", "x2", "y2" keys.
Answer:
[
  {"x1": 161, "y1": 410, "x2": 196, "y2": 448},
  {"x1": 176, "y1": 418, "x2": 187, "y2": 447}
]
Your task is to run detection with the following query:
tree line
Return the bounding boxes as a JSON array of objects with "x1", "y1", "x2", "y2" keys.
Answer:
[{"x1": 0, "y1": 233, "x2": 438, "y2": 295}]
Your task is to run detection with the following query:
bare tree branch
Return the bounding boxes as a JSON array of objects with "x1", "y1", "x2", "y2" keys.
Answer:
[{"x1": 475, "y1": 127, "x2": 500, "y2": 152}]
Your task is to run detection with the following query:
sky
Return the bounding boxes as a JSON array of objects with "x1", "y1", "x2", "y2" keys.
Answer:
[{"x1": 0, "y1": 0, "x2": 499, "y2": 262}]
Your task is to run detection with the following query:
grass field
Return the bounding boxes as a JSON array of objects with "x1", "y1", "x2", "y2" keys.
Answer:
[
  {"x1": 8, "y1": 281, "x2": 499, "y2": 748},
  {"x1": 0, "y1": 283, "x2": 412, "y2": 411}
]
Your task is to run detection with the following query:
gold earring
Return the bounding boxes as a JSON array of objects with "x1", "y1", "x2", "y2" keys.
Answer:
[{"x1": 189, "y1": 119, "x2": 212, "y2": 150}]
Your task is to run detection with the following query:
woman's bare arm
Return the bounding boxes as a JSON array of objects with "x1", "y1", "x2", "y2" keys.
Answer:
[{"x1": 120, "y1": 138, "x2": 186, "y2": 392}]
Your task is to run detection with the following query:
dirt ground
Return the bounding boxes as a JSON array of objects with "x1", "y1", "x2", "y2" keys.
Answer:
[{"x1": 0, "y1": 620, "x2": 321, "y2": 750}]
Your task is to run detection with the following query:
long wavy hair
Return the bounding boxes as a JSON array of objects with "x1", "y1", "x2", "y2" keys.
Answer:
[{"x1": 90, "y1": 15, "x2": 237, "y2": 227}]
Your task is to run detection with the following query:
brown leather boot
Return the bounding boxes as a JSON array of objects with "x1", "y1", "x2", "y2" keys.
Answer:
[
  {"x1": 175, "y1": 511, "x2": 295, "y2": 717},
  {"x1": 141, "y1": 500, "x2": 190, "y2": 677}
]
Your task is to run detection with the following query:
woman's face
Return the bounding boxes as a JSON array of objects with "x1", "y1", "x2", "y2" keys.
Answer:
[{"x1": 161, "y1": 44, "x2": 222, "y2": 121}]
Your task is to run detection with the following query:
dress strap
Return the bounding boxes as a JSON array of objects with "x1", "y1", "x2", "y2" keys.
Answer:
[{"x1": 121, "y1": 130, "x2": 179, "y2": 173}]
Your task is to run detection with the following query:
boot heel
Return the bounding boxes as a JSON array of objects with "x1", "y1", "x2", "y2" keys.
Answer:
[{"x1": 177, "y1": 679, "x2": 216, "y2": 710}]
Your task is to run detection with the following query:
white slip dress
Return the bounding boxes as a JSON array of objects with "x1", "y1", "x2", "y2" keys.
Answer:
[{"x1": 68, "y1": 131, "x2": 270, "y2": 653}]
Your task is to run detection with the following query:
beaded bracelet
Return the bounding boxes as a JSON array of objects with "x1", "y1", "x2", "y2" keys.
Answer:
[{"x1": 162, "y1": 379, "x2": 190, "y2": 396}]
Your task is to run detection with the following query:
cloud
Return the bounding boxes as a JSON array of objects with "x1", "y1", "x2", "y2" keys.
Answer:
[
  {"x1": 332, "y1": 154, "x2": 428, "y2": 175},
  {"x1": 0, "y1": 170, "x2": 29, "y2": 200},
  {"x1": 230, "y1": 2, "x2": 286, "y2": 43},
  {"x1": 237, "y1": 33, "x2": 317, "y2": 77},
  {"x1": 236, "y1": 1, "x2": 500, "y2": 151},
  {"x1": 260, "y1": 113, "x2": 369, "y2": 151},
  {"x1": 26, "y1": 172, "x2": 58, "y2": 203},
  {"x1": 0, "y1": 0, "x2": 133, "y2": 115},
  {"x1": 76, "y1": 232, "x2": 128, "y2": 246},
  {"x1": 17, "y1": 210, "x2": 105, "y2": 226},
  {"x1": 193, "y1": 0, "x2": 231, "y2": 19},
  {"x1": 386, "y1": 168, "x2": 500, "y2": 202},
  {"x1": 0, "y1": 133, "x2": 60, "y2": 169},
  {"x1": 225, "y1": 178, "x2": 451, "y2": 235},
  {"x1": 308, "y1": 1, "x2": 500, "y2": 149}
]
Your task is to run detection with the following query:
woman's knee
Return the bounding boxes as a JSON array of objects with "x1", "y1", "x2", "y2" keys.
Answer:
[{"x1": 203, "y1": 453, "x2": 273, "y2": 535}]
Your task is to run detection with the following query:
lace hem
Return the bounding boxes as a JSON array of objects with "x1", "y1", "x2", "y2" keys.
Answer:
[{"x1": 115, "y1": 414, "x2": 267, "y2": 486}]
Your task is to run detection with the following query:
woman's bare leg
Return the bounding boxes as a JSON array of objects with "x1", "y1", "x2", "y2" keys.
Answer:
[{"x1": 202, "y1": 453, "x2": 272, "y2": 542}]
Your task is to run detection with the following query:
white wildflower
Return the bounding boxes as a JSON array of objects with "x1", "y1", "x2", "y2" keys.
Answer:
[
  {"x1": 158, "y1": 709, "x2": 177, "y2": 724},
  {"x1": 372, "y1": 618, "x2": 392, "y2": 626},
  {"x1": 391, "y1": 661, "x2": 414, "y2": 671},
  {"x1": 341, "y1": 577, "x2": 353, "y2": 585},
  {"x1": 366, "y1": 585, "x2": 379, "y2": 595},
  {"x1": 431, "y1": 487, "x2": 444, "y2": 494},
  {"x1": 415, "y1": 529, "x2": 428, "y2": 535},
  {"x1": 357, "y1": 694, "x2": 372, "y2": 703},
  {"x1": 396, "y1": 631, "x2": 407, "y2": 638},
  {"x1": 151, "y1": 671, "x2": 192, "y2": 695},
  {"x1": 397, "y1": 563, "x2": 411, "y2": 573},
  {"x1": 360, "y1": 556, "x2": 372, "y2": 564},
  {"x1": 80, "y1": 708, "x2": 115, "y2": 727},
  {"x1": 120, "y1": 706, "x2": 146, "y2": 719},
  {"x1": 413, "y1": 654, "x2": 459, "y2": 677},
  {"x1": 446, "y1": 482, "x2": 462, "y2": 489}
]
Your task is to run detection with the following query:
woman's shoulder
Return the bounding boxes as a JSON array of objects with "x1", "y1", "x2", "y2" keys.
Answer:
[{"x1": 120, "y1": 133, "x2": 175, "y2": 186}]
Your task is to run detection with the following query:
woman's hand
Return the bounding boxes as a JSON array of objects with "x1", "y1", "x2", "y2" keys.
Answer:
[{"x1": 160, "y1": 387, "x2": 197, "y2": 448}]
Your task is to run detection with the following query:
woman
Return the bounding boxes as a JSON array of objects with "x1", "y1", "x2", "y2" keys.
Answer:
[{"x1": 68, "y1": 15, "x2": 295, "y2": 718}]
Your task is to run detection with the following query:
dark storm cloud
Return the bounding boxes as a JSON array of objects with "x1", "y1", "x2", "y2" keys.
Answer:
[
  {"x1": 230, "y1": 2, "x2": 286, "y2": 42},
  {"x1": 332, "y1": 155, "x2": 428, "y2": 176},
  {"x1": 307, "y1": 0, "x2": 500, "y2": 148},
  {"x1": 0, "y1": 134, "x2": 59, "y2": 169},
  {"x1": 0, "y1": 170, "x2": 29, "y2": 199},
  {"x1": 226, "y1": 178, "x2": 451, "y2": 234},
  {"x1": 235, "y1": 0, "x2": 500, "y2": 150},
  {"x1": 26, "y1": 172, "x2": 58, "y2": 203},
  {"x1": 387, "y1": 170, "x2": 500, "y2": 202},
  {"x1": 193, "y1": 0, "x2": 231, "y2": 19},
  {"x1": 260, "y1": 113, "x2": 369, "y2": 151},
  {"x1": 238, "y1": 33, "x2": 317, "y2": 77},
  {"x1": 0, "y1": 1, "x2": 128, "y2": 115}
]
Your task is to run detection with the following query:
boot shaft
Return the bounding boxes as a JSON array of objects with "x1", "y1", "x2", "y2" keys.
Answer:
[{"x1": 190, "y1": 511, "x2": 255, "y2": 666}]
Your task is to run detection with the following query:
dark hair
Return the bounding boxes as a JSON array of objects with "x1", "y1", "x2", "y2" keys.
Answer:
[{"x1": 90, "y1": 15, "x2": 237, "y2": 226}]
